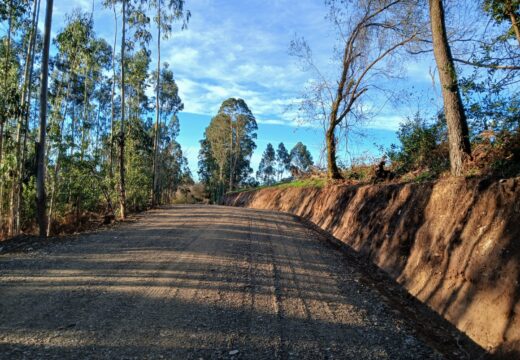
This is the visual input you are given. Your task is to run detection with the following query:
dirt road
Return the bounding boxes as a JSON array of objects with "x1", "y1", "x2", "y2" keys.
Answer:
[{"x1": 0, "y1": 205, "x2": 458, "y2": 359}]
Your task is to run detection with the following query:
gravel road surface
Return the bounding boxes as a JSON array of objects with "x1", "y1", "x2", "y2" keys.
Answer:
[{"x1": 0, "y1": 205, "x2": 449, "y2": 359}]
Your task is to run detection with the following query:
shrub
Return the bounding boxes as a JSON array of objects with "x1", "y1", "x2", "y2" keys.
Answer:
[
  {"x1": 388, "y1": 112, "x2": 449, "y2": 176},
  {"x1": 469, "y1": 129, "x2": 520, "y2": 178}
]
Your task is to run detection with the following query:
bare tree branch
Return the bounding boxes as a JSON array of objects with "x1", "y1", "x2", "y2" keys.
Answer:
[{"x1": 453, "y1": 57, "x2": 520, "y2": 70}]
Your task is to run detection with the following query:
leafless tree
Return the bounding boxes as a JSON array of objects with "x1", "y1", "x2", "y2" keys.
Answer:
[{"x1": 291, "y1": 0, "x2": 424, "y2": 179}]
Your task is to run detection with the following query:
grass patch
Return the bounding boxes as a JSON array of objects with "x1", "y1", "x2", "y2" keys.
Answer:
[
  {"x1": 274, "y1": 178, "x2": 326, "y2": 189},
  {"x1": 228, "y1": 177, "x2": 326, "y2": 195}
]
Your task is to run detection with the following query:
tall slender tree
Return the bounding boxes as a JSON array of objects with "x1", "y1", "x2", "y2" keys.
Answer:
[
  {"x1": 36, "y1": 0, "x2": 53, "y2": 237},
  {"x1": 109, "y1": 2, "x2": 117, "y2": 179},
  {"x1": 257, "y1": 143, "x2": 276, "y2": 185},
  {"x1": 290, "y1": 142, "x2": 313, "y2": 172},
  {"x1": 151, "y1": 0, "x2": 189, "y2": 207},
  {"x1": 200, "y1": 98, "x2": 257, "y2": 197},
  {"x1": 276, "y1": 142, "x2": 290, "y2": 180},
  {"x1": 119, "y1": 0, "x2": 127, "y2": 219},
  {"x1": 8, "y1": 0, "x2": 39, "y2": 235}
]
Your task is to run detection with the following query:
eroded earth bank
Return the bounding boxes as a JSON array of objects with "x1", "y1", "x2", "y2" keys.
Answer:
[{"x1": 224, "y1": 177, "x2": 520, "y2": 357}]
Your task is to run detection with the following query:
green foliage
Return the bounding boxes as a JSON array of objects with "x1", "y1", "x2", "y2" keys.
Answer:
[
  {"x1": 274, "y1": 177, "x2": 326, "y2": 189},
  {"x1": 198, "y1": 98, "x2": 257, "y2": 201},
  {"x1": 290, "y1": 142, "x2": 313, "y2": 172},
  {"x1": 483, "y1": 0, "x2": 519, "y2": 24},
  {"x1": 388, "y1": 113, "x2": 449, "y2": 176},
  {"x1": 276, "y1": 142, "x2": 291, "y2": 179},
  {"x1": 460, "y1": 71, "x2": 520, "y2": 136},
  {"x1": 257, "y1": 143, "x2": 276, "y2": 185},
  {"x1": 0, "y1": 4, "x2": 192, "y2": 237},
  {"x1": 229, "y1": 177, "x2": 326, "y2": 195}
]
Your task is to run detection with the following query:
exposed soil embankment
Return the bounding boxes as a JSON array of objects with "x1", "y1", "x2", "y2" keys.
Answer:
[{"x1": 224, "y1": 178, "x2": 520, "y2": 356}]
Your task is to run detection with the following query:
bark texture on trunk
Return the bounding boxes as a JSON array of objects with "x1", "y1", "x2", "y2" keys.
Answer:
[
  {"x1": 510, "y1": 11, "x2": 520, "y2": 47},
  {"x1": 36, "y1": 0, "x2": 53, "y2": 237},
  {"x1": 326, "y1": 123, "x2": 342, "y2": 180},
  {"x1": 429, "y1": 0, "x2": 471, "y2": 176},
  {"x1": 109, "y1": 4, "x2": 117, "y2": 180},
  {"x1": 152, "y1": 8, "x2": 161, "y2": 207},
  {"x1": 119, "y1": 0, "x2": 127, "y2": 219}
]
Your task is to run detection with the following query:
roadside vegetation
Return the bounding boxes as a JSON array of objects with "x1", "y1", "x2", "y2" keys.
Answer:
[{"x1": 0, "y1": 0, "x2": 193, "y2": 239}]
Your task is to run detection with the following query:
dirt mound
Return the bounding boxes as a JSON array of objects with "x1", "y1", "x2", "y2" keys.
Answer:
[{"x1": 224, "y1": 177, "x2": 520, "y2": 357}]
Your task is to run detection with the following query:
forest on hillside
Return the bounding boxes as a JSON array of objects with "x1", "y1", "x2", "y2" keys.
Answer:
[
  {"x1": 0, "y1": 0, "x2": 193, "y2": 239},
  {"x1": 0, "y1": 0, "x2": 519, "y2": 239}
]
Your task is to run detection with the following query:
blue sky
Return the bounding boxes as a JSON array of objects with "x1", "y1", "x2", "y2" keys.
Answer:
[{"x1": 49, "y1": 0, "x2": 443, "y2": 178}]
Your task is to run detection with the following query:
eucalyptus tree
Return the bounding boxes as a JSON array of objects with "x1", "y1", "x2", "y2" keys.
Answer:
[
  {"x1": 149, "y1": 0, "x2": 189, "y2": 207},
  {"x1": 45, "y1": 12, "x2": 91, "y2": 235},
  {"x1": 101, "y1": 0, "x2": 151, "y2": 219},
  {"x1": 79, "y1": 37, "x2": 112, "y2": 159},
  {"x1": 101, "y1": 0, "x2": 130, "y2": 219},
  {"x1": 102, "y1": 0, "x2": 119, "y2": 178},
  {"x1": 291, "y1": 0, "x2": 424, "y2": 179},
  {"x1": 276, "y1": 142, "x2": 290, "y2": 180},
  {"x1": 150, "y1": 63, "x2": 183, "y2": 205},
  {"x1": 120, "y1": 0, "x2": 152, "y2": 218},
  {"x1": 290, "y1": 142, "x2": 313, "y2": 172},
  {"x1": 8, "y1": 0, "x2": 40, "y2": 236},
  {"x1": 0, "y1": 0, "x2": 196, "y2": 238},
  {"x1": 36, "y1": 0, "x2": 53, "y2": 237},
  {"x1": 0, "y1": 0, "x2": 31, "y2": 230},
  {"x1": 218, "y1": 98, "x2": 257, "y2": 190},
  {"x1": 257, "y1": 143, "x2": 276, "y2": 185},
  {"x1": 201, "y1": 98, "x2": 257, "y2": 196},
  {"x1": 119, "y1": 0, "x2": 128, "y2": 219},
  {"x1": 123, "y1": 48, "x2": 152, "y2": 210},
  {"x1": 205, "y1": 112, "x2": 230, "y2": 192},
  {"x1": 198, "y1": 138, "x2": 220, "y2": 202},
  {"x1": 0, "y1": 0, "x2": 29, "y2": 169},
  {"x1": 157, "y1": 138, "x2": 190, "y2": 203},
  {"x1": 45, "y1": 13, "x2": 112, "y2": 235}
]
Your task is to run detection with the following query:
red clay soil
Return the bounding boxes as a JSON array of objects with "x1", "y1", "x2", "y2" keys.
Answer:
[{"x1": 224, "y1": 177, "x2": 520, "y2": 357}]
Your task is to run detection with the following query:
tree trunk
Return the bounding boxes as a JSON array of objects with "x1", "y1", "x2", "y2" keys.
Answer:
[
  {"x1": 231, "y1": 126, "x2": 241, "y2": 191},
  {"x1": 119, "y1": 0, "x2": 127, "y2": 219},
  {"x1": 228, "y1": 121, "x2": 234, "y2": 191},
  {"x1": 152, "y1": 7, "x2": 161, "y2": 207},
  {"x1": 429, "y1": 0, "x2": 471, "y2": 176},
  {"x1": 510, "y1": 11, "x2": 520, "y2": 47},
  {"x1": 0, "y1": 0, "x2": 13, "y2": 168},
  {"x1": 326, "y1": 122, "x2": 341, "y2": 180},
  {"x1": 8, "y1": 0, "x2": 39, "y2": 236},
  {"x1": 46, "y1": 157, "x2": 60, "y2": 237},
  {"x1": 70, "y1": 105, "x2": 75, "y2": 156},
  {"x1": 16, "y1": 0, "x2": 40, "y2": 233},
  {"x1": 109, "y1": 4, "x2": 117, "y2": 179},
  {"x1": 36, "y1": 0, "x2": 53, "y2": 237},
  {"x1": 81, "y1": 70, "x2": 88, "y2": 160},
  {"x1": 95, "y1": 103, "x2": 101, "y2": 153},
  {"x1": 0, "y1": 0, "x2": 13, "y2": 231}
]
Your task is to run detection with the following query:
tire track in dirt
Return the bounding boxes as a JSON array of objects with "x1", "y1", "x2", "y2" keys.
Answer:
[{"x1": 0, "y1": 205, "x2": 452, "y2": 359}]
